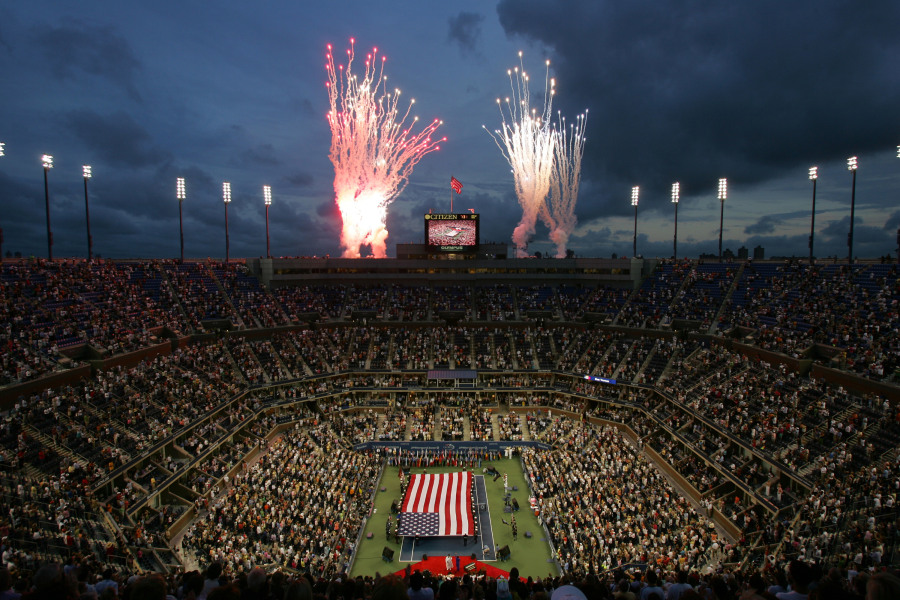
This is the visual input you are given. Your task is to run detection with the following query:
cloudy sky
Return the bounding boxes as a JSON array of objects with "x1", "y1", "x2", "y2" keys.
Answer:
[{"x1": 1, "y1": 0, "x2": 899, "y2": 260}]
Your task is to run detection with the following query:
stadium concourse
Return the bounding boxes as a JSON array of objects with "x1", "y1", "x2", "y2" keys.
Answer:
[{"x1": 0, "y1": 256, "x2": 899, "y2": 598}]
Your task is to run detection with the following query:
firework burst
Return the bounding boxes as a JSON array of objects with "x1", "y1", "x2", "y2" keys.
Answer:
[
  {"x1": 326, "y1": 39, "x2": 445, "y2": 258},
  {"x1": 483, "y1": 52, "x2": 556, "y2": 257},
  {"x1": 542, "y1": 110, "x2": 588, "y2": 258}
]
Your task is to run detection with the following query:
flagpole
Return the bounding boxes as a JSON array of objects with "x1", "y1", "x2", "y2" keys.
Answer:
[{"x1": 450, "y1": 177, "x2": 453, "y2": 213}]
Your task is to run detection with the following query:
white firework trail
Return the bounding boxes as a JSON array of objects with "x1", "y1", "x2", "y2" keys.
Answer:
[
  {"x1": 542, "y1": 110, "x2": 588, "y2": 258},
  {"x1": 483, "y1": 52, "x2": 556, "y2": 257}
]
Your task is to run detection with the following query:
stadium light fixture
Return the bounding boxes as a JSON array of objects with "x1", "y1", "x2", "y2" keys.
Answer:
[
  {"x1": 631, "y1": 186, "x2": 639, "y2": 258},
  {"x1": 263, "y1": 185, "x2": 272, "y2": 259},
  {"x1": 42, "y1": 155, "x2": 54, "y2": 260},
  {"x1": 177, "y1": 177, "x2": 186, "y2": 262},
  {"x1": 808, "y1": 167, "x2": 817, "y2": 265},
  {"x1": 0, "y1": 143, "x2": 4, "y2": 264},
  {"x1": 717, "y1": 178, "x2": 727, "y2": 262},
  {"x1": 847, "y1": 157, "x2": 857, "y2": 263},
  {"x1": 83, "y1": 165, "x2": 94, "y2": 261},
  {"x1": 223, "y1": 182, "x2": 232, "y2": 264},
  {"x1": 671, "y1": 182, "x2": 680, "y2": 259}
]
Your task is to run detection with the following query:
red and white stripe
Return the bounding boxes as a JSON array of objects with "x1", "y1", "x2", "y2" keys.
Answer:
[{"x1": 400, "y1": 471, "x2": 474, "y2": 536}]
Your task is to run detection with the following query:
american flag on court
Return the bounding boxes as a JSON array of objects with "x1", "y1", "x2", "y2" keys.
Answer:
[
  {"x1": 397, "y1": 471, "x2": 474, "y2": 537},
  {"x1": 450, "y1": 176, "x2": 463, "y2": 194}
]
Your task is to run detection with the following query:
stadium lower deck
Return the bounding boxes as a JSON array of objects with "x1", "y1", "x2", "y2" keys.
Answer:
[{"x1": 0, "y1": 256, "x2": 898, "y2": 581}]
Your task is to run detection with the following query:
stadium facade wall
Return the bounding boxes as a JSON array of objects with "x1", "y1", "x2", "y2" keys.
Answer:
[
  {"x1": 811, "y1": 364, "x2": 900, "y2": 401},
  {"x1": 0, "y1": 363, "x2": 92, "y2": 407},
  {"x1": 353, "y1": 440, "x2": 551, "y2": 451},
  {"x1": 248, "y1": 256, "x2": 645, "y2": 289}
]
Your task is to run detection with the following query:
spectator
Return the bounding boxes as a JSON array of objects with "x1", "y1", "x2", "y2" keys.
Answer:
[
  {"x1": 0, "y1": 569, "x2": 20, "y2": 600},
  {"x1": 866, "y1": 572, "x2": 900, "y2": 600},
  {"x1": 409, "y1": 572, "x2": 435, "y2": 600},
  {"x1": 666, "y1": 572, "x2": 693, "y2": 600},
  {"x1": 776, "y1": 561, "x2": 813, "y2": 600},
  {"x1": 198, "y1": 563, "x2": 223, "y2": 600},
  {"x1": 241, "y1": 568, "x2": 267, "y2": 600}
]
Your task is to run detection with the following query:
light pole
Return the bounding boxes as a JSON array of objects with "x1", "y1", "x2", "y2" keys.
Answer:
[
  {"x1": 847, "y1": 156, "x2": 857, "y2": 264},
  {"x1": 176, "y1": 177, "x2": 186, "y2": 262},
  {"x1": 83, "y1": 165, "x2": 93, "y2": 260},
  {"x1": 0, "y1": 142, "x2": 4, "y2": 264},
  {"x1": 808, "y1": 166, "x2": 817, "y2": 265},
  {"x1": 717, "y1": 178, "x2": 727, "y2": 262},
  {"x1": 263, "y1": 185, "x2": 272, "y2": 258},
  {"x1": 223, "y1": 182, "x2": 232, "y2": 263},
  {"x1": 631, "y1": 186, "x2": 639, "y2": 258},
  {"x1": 42, "y1": 155, "x2": 54, "y2": 260},
  {"x1": 671, "y1": 182, "x2": 680, "y2": 259}
]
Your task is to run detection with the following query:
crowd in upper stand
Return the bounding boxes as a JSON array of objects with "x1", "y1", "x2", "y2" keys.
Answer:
[{"x1": 2, "y1": 258, "x2": 897, "y2": 386}]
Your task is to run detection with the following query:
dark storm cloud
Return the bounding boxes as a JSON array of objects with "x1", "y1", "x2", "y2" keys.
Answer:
[
  {"x1": 744, "y1": 215, "x2": 779, "y2": 235},
  {"x1": 883, "y1": 211, "x2": 900, "y2": 232},
  {"x1": 821, "y1": 216, "x2": 854, "y2": 239},
  {"x1": 290, "y1": 98, "x2": 317, "y2": 117},
  {"x1": 273, "y1": 206, "x2": 341, "y2": 256},
  {"x1": 496, "y1": 0, "x2": 900, "y2": 215},
  {"x1": 316, "y1": 199, "x2": 339, "y2": 219},
  {"x1": 64, "y1": 109, "x2": 170, "y2": 169},
  {"x1": 32, "y1": 22, "x2": 142, "y2": 101},
  {"x1": 447, "y1": 11, "x2": 485, "y2": 56},
  {"x1": 284, "y1": 172, "x2": 315, "y2": 188},
  {"x1": 240, "y1": 143, "x2": 281, "y2": 167}
]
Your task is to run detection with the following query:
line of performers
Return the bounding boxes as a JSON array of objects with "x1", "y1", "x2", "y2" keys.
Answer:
[{"x1": 384, "y1": 447, "x2": 505, "y2": 468}]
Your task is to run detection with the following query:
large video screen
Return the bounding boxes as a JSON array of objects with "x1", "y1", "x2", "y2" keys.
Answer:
[{"x1": 425, "y1": 213, "x2": 479, "y2": 251}]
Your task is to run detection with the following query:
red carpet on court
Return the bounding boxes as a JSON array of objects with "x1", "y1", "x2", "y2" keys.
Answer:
[{"x1": 393, "y1": 555, "x2": 510, "y2": 580}]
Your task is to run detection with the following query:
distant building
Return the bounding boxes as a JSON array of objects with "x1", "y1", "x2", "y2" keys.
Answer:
[
  {"x1": 753, "y1": 245, "x2": 765, "y2": 260},
  {"x1": 738, "y1": 246, "x2": 749, "y2": 260}
]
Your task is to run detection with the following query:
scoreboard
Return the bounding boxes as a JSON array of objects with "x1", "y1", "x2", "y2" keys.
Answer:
[{"x1": 425, "y1": 213, "x2": 479, "y2": 252}]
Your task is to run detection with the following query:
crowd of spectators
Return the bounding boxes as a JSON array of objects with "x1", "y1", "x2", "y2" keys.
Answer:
[
  {"x1": 3, "y1": 258, "x2": 898, "y2": 386},
  {"x1": 3, "y1": 557, "x2": 900, "y2": 600},
  {"x1": 523, "y1": 423, "x2": 721, "y2": 574},
  {"x1": 181, "y1": 423, "x2": 380, "y2": 578},
  {"x1": 1, "y1": 256, "x2": 899, "y2": 593}
]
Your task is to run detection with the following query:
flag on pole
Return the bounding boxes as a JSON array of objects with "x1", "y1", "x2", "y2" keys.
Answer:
[
  {"x1": 397, "y1": 472, "x2": 474, "y2": 536},
  {"x1": 450, "y1": 176, "x2": 463, "y2": 194}
]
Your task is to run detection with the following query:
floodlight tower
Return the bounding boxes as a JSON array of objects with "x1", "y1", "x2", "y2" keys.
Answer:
[
  {"x1": 717, "y1": 178, "x2": 727, "y2": 262},
  {"x1": 223, "y1": 182, "x2": 232, "y2": 263},
  {"x1": 0, "y1": 142, "x2": 4, "y2": 263},
  {"x1": 176, "y1": 177, "x2": 186, "y2": 262},
  {"x1": 671, "y1": 182, "x2": 680, "y2": 259},
  {"x1": 83, "y1": 165, "x2": 93, "y2": 260},
  {"x1": 263, "y1": 185, "x2": 272, "y2": 259},
  {"x1": 847, "y1": 156, "x2": 857, "y2": 264},
  {"x1": 631, "y1": 186, "x2": 639, "y2": 257},
  {"x1": 42, "y1": 155, "x2": 54, "y2": 260},
  {"x1": 808, "y1": 166, "x2": 817, "y2": 265}
]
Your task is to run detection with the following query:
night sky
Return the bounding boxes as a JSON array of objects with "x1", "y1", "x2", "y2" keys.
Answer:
[{"x1": 2, "y1": 1, "x2": 899, "y2": 260}]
